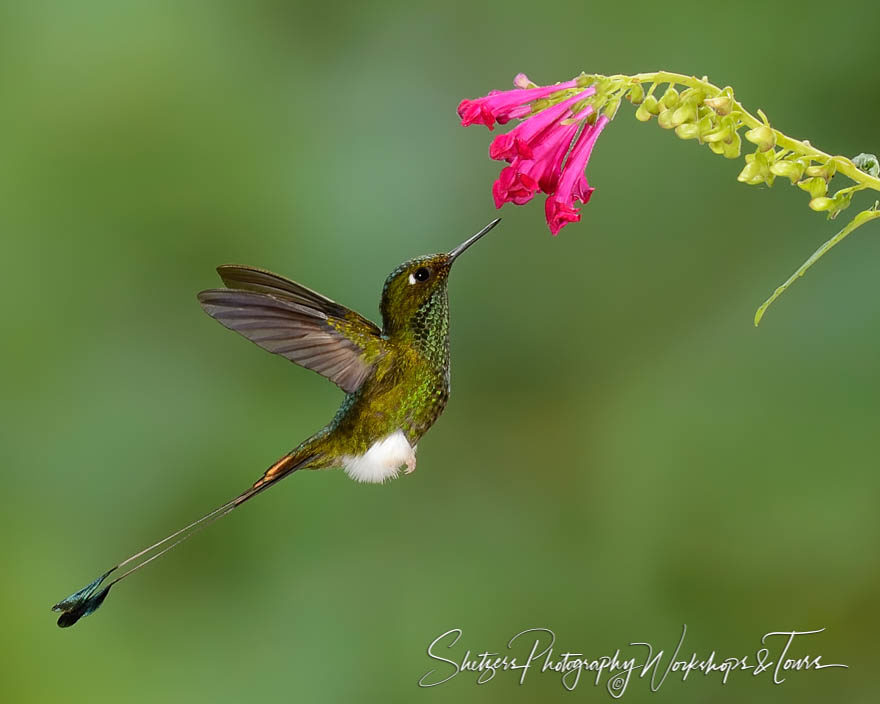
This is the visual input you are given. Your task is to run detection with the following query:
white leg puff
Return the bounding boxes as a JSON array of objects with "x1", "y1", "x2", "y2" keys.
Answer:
[{"x1": 342, "y1": 430, "x2": 417, "y2": 484}]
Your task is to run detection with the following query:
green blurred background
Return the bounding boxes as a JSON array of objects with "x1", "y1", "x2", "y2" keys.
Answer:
[{"x1": 2, "y1": 1, "x2": 878, "y2": 701}]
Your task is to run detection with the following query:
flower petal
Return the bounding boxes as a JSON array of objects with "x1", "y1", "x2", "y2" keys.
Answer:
[
  {"x1": 556, "y1": 115, "x2": 609, "y2": 202},
  {"x1": 488, "y1": 90, "x2": 595, "y2": 162},
  {"x1": 492, "y1": 165, "x2": 539, "y2": 208},
  {"x1": 458, "y1": 79, "x2": 580, "y2": 129},
  {"x1": 544, "y1": 197, "x2": 581, "y2": 235}
]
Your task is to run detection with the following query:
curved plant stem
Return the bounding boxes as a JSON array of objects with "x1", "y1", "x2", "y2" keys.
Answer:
[
  {"x1": 754, "y1": 207, "x2": 880, "y2": 325},
  {"x1": 619, "y1": 71, "x2": 880, "y2": 192},
  {"x1": 590, "y1": 71, "x2": 880, "y2": 323}
]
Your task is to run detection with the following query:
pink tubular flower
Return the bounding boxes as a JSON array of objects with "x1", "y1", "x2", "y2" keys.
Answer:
[
  {"x1": 459, "y1": 74, "x2": 611, "y2": 235},
  {"x1": 544, "y1": 115, "x2": 609, "y2": 234},
  {"x1": 457, "y1": 78, "x2": 579, "y2": 130},
  {"x1": 491, "y1": 117, "x2": 583, "y2": 207},
  {"x1": 488, "y1": 88, "x2": 595, "y2": 162},
  {"x1": 492, "y1": 166, "x2": 538, "y2": 207}
]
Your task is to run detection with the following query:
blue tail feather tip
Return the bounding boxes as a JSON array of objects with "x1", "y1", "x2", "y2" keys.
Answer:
[{"x1": 52, "y1": 569, "x2": 116, "y2": 628}]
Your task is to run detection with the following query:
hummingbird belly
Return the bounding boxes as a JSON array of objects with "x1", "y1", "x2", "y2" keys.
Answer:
[
  {"x1": 312, "y1": 355, "x2": 448, "y2": 482},
  {"x1": 341, "y1": 430, "x2": 415, "y2": 484}
]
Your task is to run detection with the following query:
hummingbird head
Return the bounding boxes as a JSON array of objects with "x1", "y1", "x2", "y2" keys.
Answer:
[{"x1": 379, "y1": 219, "x2": 500, "y2": 337}]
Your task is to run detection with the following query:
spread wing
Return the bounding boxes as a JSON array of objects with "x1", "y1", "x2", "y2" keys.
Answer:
[{"x1": 198, "y1": 265, "x2": 386, "y2": 393}]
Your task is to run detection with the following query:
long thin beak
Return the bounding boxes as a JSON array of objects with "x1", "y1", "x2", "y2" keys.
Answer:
[{"x1": 448, "y1": 218, "x2": 501, "y2": 263}]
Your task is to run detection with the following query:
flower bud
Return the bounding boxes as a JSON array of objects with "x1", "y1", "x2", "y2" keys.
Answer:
[
  {"x1": 678, "y1": 87, "x2": 705, "y2": 104},
  {"x1": 628, "y1": 83, "x2": 645, "y2": 104},
  {"x1": 702, "y1": 125, "x2": 732, "y2": 143},
  {"x1": 660, "y1": 86, "x2": 679, "y2": 110},
  {"x1": 635, "y1": 103, "x2": 654, "y2": 121},
  {"x1": 671, "y1": 103, "x2": 697, "y2": 127},
  {"x1": 745, "y1": 125, "x2": 775, "y2": 152},
  {"x1": 675, "y1": 122, "x2": 700, "y2": 140},
  {"x1": 722, "y1": 131, "x2": 742, "y2": 159},
  {"x1": 805, "y1": 160, "x2": 837, "y2": 179},
  {"x1": 657, "y1": 108, "x2": 676, "y2": 130},
  {"x1": 808, "y1": 196, "x2": 834, "y2": 211},
  {"x1": 797, "y1": 177, "x2": 828, "y2": 198},
  {"x1": 770, "y1": 160, "x2": 805, "y2": 183},
  {"x1": 695, "y1": 113, "x2": 715, "y2": 136},
  {"x1": 737, "y1": 161, "x2": 766, "y2": 185},
  {"x1": 643, "y1": 95, "x2": 660, "y2": 115},
  {"x1": 704, "y1": 95, "x2": 733, "y2": 115},
  {"x1": 513, "y1": 73, "x2": 535, "y2": 89},
  {"x1": 828, "y1": 189, "x2": 854, "y2": 216},
  {"x1": 737, "y1": 154, "x2": 774, "y2": 186}
]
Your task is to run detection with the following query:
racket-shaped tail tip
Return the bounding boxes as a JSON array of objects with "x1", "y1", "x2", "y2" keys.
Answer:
[
  {"x1": 49, "y1": 451, "x2": 312, "y2": 629},
  {"x1": 52, "y1": 569, "x2": 115, "y2": 628}
]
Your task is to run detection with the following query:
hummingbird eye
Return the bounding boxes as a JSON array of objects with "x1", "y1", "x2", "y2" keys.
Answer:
[{"x1": 412, "y1": 267, "x2": 431, "y2": 283}]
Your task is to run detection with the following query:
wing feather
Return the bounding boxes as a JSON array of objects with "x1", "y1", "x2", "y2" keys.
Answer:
[{"x1": 198, "y1": 268, "x2": 385, "y2": 393}]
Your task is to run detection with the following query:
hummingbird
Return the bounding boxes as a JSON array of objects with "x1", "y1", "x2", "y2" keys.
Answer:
[{"x1": 51, "y1": 219, "x2": 500, "y2": 627}]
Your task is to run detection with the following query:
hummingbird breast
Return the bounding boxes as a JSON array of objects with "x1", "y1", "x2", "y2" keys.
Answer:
[
  {"x1": 309, "y1": 343, "x2": 448, "y2": 475},
  {"x1": 299, "y1": 285, "x2": 452, "y2": 480},
  {"x1": 329, "y1": 345, "x2": 449, "y2": 450}
]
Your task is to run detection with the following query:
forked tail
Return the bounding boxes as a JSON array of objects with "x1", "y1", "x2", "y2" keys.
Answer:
[{"x1": 51, "y1": 449, "x2": 319, "y2": 628}]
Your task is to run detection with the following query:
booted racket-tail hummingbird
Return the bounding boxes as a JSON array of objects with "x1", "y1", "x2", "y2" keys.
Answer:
[{"x1": 52, "y1": 219, "x2": 500, "y2": 627}]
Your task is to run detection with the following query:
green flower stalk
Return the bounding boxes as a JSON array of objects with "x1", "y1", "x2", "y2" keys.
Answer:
[{"x1": 460, "y1": 72, "x2": 880, "y2": 325}]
